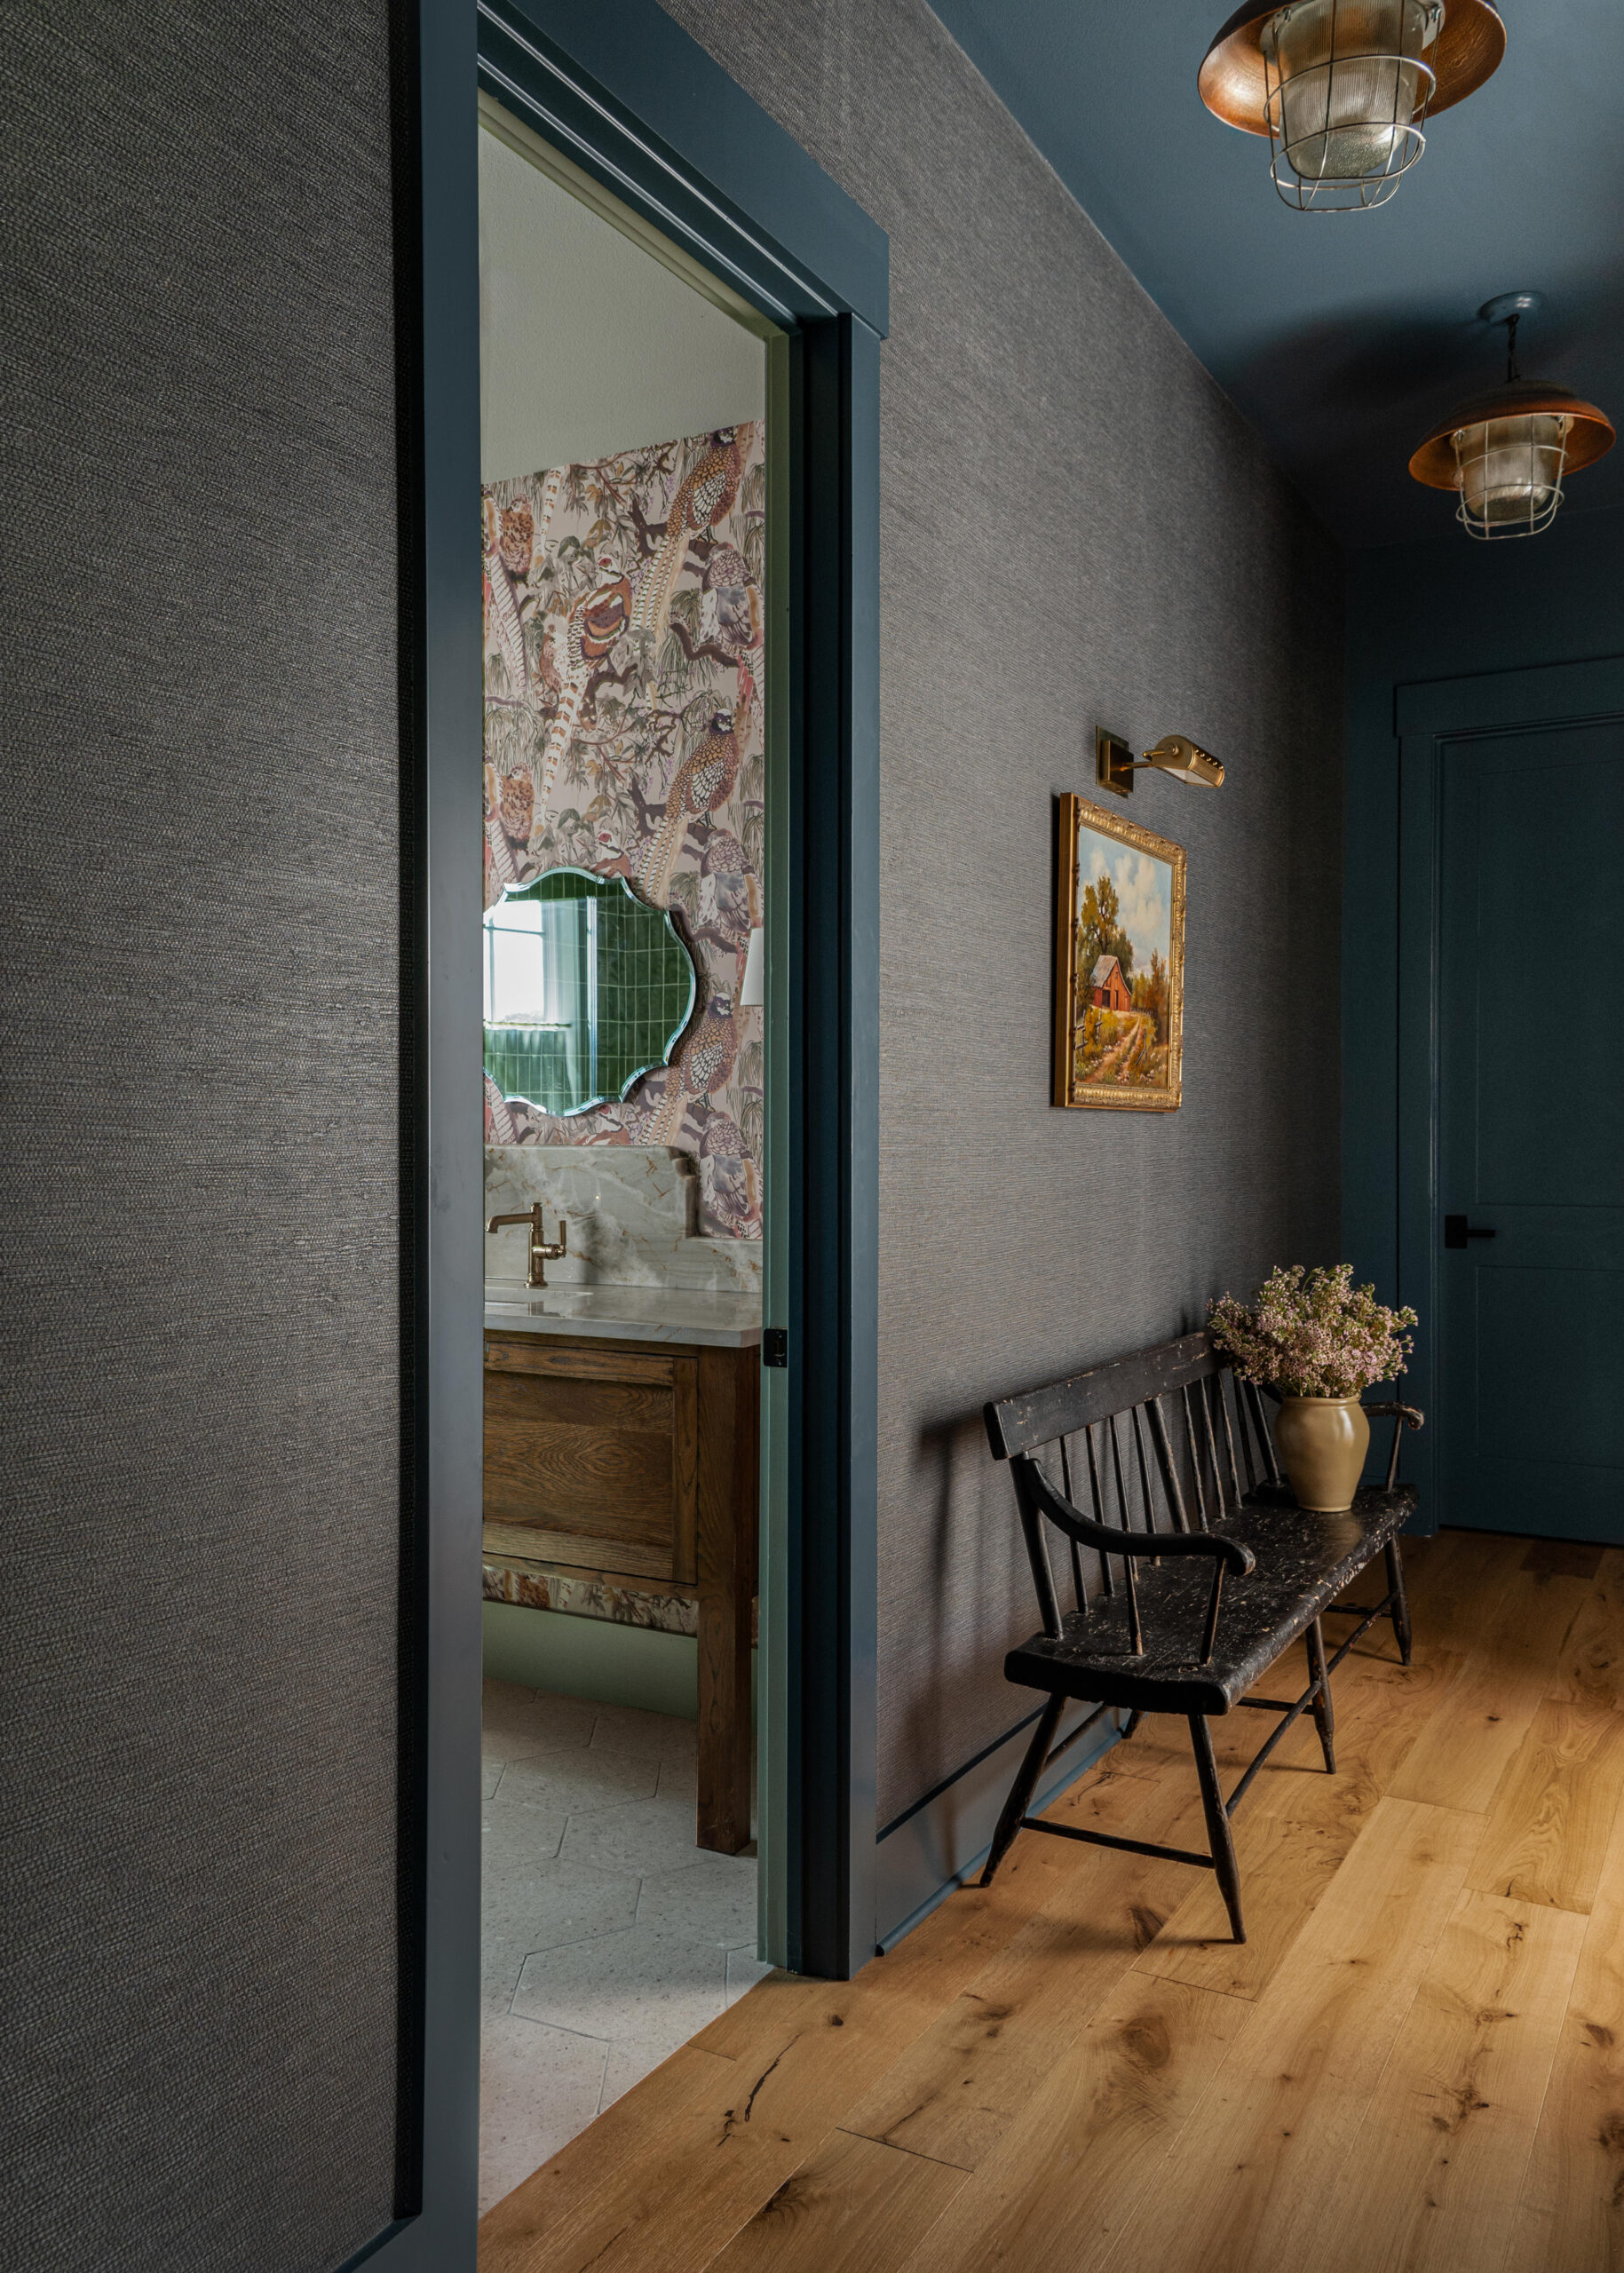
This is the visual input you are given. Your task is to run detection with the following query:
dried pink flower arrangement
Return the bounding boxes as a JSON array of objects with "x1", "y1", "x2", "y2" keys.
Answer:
[{"x1": 1208, "y1": 1264, "x2": 1417, "y2": 1399}]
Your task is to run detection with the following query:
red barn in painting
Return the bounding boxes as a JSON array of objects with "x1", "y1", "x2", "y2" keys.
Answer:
[{"x1": 1089, "y1": 954, "x2": 1131, "y2": 1012}]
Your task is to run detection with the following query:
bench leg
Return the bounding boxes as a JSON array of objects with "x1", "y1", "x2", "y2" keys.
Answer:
[
  {"x1": 1305, "y1": 1615, "x2": 1337, "y2": 1775},
  {"x1": 1121, "y1": 1710, "x2": 1144, "y2": 1741},
  {"x1": 1385, "y1": 1538, "x2": 1414, "y2": 1665},
  {"x1": 979, "y1": 1692, "x2": 1066, "y2": 1888},
  {"x1": 1188, "y1": 1714, "x2": 1246, "y2": 1944}
]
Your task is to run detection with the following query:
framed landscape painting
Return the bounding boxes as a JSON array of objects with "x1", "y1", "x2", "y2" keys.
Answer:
[{"x1": 1053, "y1": 792, "x2": 1186, "y2": 1111}]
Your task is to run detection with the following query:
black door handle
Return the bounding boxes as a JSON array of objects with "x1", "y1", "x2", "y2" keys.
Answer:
[{"x1": 1443, "y1": 1214, "x2": 1496, "y2": 1249}]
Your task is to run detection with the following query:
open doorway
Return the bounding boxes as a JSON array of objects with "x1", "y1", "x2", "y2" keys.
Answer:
[{"x1": 474, "y1": 101, "x2": 774, "y2": 2211}]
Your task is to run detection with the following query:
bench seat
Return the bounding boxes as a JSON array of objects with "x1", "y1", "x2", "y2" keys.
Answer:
[{"x1": 1005, "y1": 1483, "x2": 1416, "y2": 1717}]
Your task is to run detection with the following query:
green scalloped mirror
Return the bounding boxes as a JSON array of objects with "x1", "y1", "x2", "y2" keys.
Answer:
[{"x1": 482, "y1": 867, "x2": 697, "y2": 1119}]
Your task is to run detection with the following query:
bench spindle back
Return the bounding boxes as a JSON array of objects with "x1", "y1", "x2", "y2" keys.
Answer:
[{"x1": 984, "y1": 1332, "x2": 1276, "y2": 1650}]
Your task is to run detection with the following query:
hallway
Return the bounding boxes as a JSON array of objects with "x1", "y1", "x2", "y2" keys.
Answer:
[{"x1": 479, "y1": 1529, "x2": 1624, "y2": 2272}]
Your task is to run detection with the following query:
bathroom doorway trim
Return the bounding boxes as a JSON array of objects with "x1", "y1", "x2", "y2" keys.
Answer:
[{"x1": 371, "y1": 3, "x2": 886, "y2": 2262}]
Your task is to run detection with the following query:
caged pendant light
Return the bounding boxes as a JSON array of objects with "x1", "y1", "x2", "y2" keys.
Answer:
[
  {"x1": 1409, "y1": 296, "x2": 1616, "y2": 541},
  {"x1": 1200, "y1": 0, "x2": 1505, "y2": 211}
]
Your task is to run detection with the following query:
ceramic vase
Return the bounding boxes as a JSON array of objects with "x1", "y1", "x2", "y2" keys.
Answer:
[{"x1": 1273, "y1": 1394, "x2": 1370, "y2": 1514}]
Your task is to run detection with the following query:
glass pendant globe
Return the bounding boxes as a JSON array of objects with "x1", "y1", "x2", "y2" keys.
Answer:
[
  {"x1": 1452, "y1": 412, "x2": 1570, "y2": 539},
  {"x1": 1264, "y1": 0, "x2": 1440, "y2": 193}
]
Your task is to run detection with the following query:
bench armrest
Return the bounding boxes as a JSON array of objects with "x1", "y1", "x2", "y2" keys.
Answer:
[
  {"x1": 1018, "y1": 1454, "x2": 1256, "y2": 1576},
  {"x1": 1363, "y1": 1399, "x2": 1423, "y2": 1488},
  {"x1": 1017, "y1": 1453, "x2": 1255, "y2": 1664}
]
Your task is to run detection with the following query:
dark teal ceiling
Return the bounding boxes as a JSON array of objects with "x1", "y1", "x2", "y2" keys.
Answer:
[{"x1": 929, "y1": 0, "x2": 1624, "y2": 547}]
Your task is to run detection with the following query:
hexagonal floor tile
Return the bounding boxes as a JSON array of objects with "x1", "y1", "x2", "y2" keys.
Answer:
[
  {"x1": 725, "y1": 1947, "x2": 776, "y2": 2006},
  {"x1": 479, "y1": 2013, "x2": 607, "y2": 2214},
  {"x1": 634, "y1": 1854, "x2": 758, "y2": 1946},
  {"x1": 511, "y1": 1924, "x2": 729, "y2": 2044},
  {"x1": 556, "y1": 1792, "x2": 712, "y2": 1877},
  {"x1": 483, "y1": 1853, "x2": 643, "y2": 1964},
  {"x1": 487, "y1": 1746, "x2": 661, "y2": 1821},
  {"x1": 586, "y1": 1701, "x2": 700, "y2": 1765},
  {"x1": 482, "y1": 1679, "x2": 598, "y2": 1763}
]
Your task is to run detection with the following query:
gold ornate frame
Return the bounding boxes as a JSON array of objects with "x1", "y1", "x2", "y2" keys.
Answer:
[{"x1": 1053, "y1": 792, "x2": 1186, "y2": 1112}]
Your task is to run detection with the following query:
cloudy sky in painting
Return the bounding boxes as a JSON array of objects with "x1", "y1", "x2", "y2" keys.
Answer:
[{"x1": 1080, "y1": 822, "x2": 1171, "y2": 969}]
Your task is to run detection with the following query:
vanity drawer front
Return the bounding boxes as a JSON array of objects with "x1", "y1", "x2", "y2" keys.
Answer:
[{"x1": 482, "y1": 1340, "x2": 697, "y2": 1583}]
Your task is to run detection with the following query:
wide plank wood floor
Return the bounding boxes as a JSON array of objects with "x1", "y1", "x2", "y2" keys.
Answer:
[{"x1": 479, "y1": 1532, "x2": 1624, "y2": 2273}]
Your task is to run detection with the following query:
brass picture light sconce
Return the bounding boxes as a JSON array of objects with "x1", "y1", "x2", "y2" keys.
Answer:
[{"x1": 1097, "y1": 728, "x2": 1226, "y2": 796}]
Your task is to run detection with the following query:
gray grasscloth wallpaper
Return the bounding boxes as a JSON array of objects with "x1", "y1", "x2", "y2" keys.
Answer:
[
  {"x1": 657, "y1": 0, "x2": 1345, "y2": 1826},
  {"x1": 1, "y1": 4, "x2": 406, "y2": 2267}
]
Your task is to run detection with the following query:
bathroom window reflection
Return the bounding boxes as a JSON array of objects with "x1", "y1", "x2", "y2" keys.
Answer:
[
  {"x1": 482, "y1": 867, "x2": 697, "y2": 1119},
  {"x1": 484, "y1": 890, "x2": 598, "y2": 1111}
]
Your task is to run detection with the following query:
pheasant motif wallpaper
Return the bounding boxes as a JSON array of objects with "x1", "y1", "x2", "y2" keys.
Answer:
[{"x1": 481, "y1": 422, "x2": 766, "y2": 1239}]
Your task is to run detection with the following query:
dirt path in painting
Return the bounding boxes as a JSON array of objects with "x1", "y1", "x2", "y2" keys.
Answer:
[{"x1": 1082, "y1": 1011, "x2": 1153, "y2": 1087}]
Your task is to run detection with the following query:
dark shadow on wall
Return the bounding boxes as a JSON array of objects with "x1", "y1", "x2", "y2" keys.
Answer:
[
  {"x1": 886, "y1": 1409, "x2": 1031, "y2": 1831},
  {"x1": 891, "y1": 1304, "x2": 1215, "y2": 1824}
]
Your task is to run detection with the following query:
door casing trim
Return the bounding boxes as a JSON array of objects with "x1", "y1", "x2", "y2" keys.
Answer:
[{"x1": 367, "y1": 1, "x2": 888, "y2": 2261}]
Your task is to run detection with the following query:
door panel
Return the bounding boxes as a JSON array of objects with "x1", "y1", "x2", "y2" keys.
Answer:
[
  {"x1": 1438, "y1": 720, "x2": 1624, "y2": 1538},
  {"x1": 1476, "y1": 1267, "x2": 1623, "y2": 1467}
]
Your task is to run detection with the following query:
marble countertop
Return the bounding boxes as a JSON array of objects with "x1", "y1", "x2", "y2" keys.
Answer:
[{"x1": 482, "y1": 1281, "x2": 762, "y2": 1349}]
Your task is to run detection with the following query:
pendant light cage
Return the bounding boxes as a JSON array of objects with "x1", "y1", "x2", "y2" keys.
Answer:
[
  {"x1": 1261, "y1": 0, "x2": 1443, "y2": 210},
  {"x1": 1451, "y1": 413, "x2": 1570, "y2": 541},
  {"x1": 1409, "y1": 298, "x2": 1614, "y2": 545}
]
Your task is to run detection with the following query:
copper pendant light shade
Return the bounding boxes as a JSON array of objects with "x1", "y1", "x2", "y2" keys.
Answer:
[
  {"x1": 1200, "y1": 0, "x2": 1506, "y2": 210},
  {"x1": 1409, "y1": 297, "x2": 1615, "y2": 540},
  {"x1": 1200, "y1": 0, "x2": 1504, "y2": 129},
  {"x1": 1409, "y1": 385, "x2": 1616, "y2": 489}
]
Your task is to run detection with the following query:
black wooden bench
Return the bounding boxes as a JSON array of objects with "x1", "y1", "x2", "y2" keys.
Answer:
[{"x1": 981, "y1": 1329, "x2": 1423, "y2": 1942}]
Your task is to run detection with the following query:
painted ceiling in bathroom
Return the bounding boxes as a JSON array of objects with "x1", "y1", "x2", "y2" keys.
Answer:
[{"x1": 929, "y1": 0, "x2": 1624, "y2": 546}]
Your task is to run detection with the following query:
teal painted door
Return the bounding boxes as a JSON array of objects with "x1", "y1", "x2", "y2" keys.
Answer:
[{"x1": 1437, "y1": 718, "x2": 1624, "y2": 1539}]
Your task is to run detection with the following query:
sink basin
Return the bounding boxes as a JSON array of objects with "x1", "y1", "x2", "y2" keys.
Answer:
[{"x1": 483, "y1": 1281, "x2": 587, "y2": 1313}]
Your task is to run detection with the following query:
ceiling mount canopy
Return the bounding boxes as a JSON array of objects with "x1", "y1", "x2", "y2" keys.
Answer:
[
  {"x1": 1409, "y1": 295, "x2": 1616, "y2": 540},
  {"x1": 1200, "y1": 0, "x2": 1506, "y2": 211}
]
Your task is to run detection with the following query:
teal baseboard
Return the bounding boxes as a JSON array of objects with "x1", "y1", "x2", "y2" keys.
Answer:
[
  {"x1": 482, "y1": 1601, "x2": 761, "y2": 1723},
  {"x1": 875, "y1": 1700, "x2": 1123, "y2": 1952},
  {"x1": 483, "y1": 1601, "x2": 697, "y2": 1717}
]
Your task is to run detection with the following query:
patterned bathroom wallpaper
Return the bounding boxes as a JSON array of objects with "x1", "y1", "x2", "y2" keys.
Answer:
[{"x1": 481, "y1": 421, "x2": 766, "y2": 1239}]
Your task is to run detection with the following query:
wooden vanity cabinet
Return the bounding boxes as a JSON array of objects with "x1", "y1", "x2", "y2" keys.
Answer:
[{"x1": 483, "y1": 1331, "x2": 758, "y2": 1854}]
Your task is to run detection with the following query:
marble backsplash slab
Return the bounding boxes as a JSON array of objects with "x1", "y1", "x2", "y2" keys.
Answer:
[{"x1": 484, "y1": 1145, "x2": 762, "y2": 1295}]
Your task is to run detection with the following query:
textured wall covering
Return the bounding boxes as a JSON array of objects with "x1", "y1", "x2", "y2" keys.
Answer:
[
  {"x1": 657, "y1": 0, "x2": 1345, "y2": 1826},
  {"x1": 1, "y1": 4, "x2": 405, "y2": 2267},
  {"x1": 480, "y1": 424, "x2": 767, "y2": 1236}
]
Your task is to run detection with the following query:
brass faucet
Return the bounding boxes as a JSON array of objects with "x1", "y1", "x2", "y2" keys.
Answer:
[{"x1": 486, "y1": 1201, "x2": 567, "y2": 1288}]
